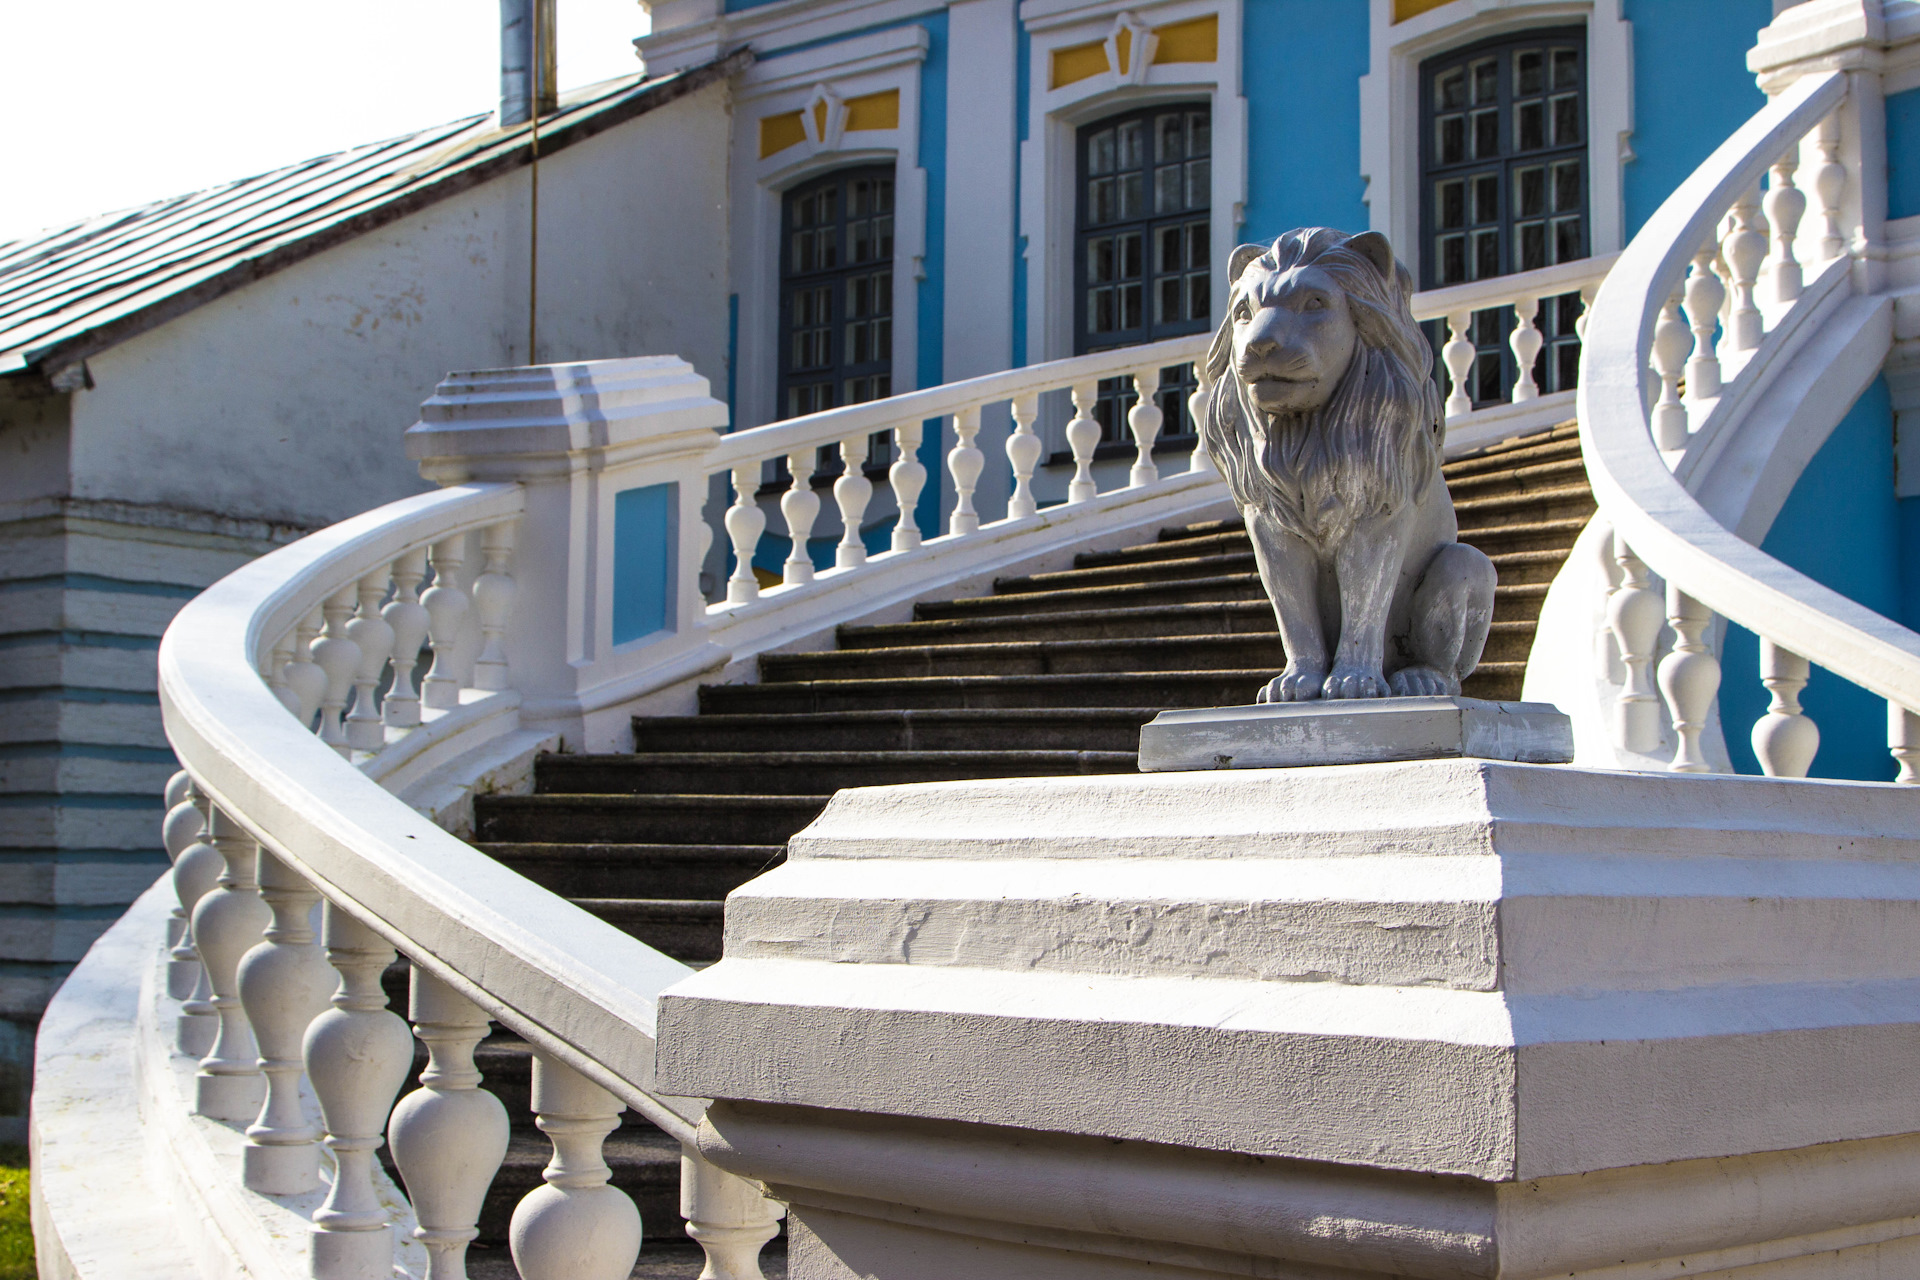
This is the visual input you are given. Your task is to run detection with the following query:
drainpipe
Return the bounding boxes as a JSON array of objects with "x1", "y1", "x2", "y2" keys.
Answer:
[{"x1": 499, "y1": 0, "x2": 557, "y2": 127}]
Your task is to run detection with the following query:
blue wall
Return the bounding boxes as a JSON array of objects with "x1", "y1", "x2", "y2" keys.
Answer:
[
  {"x1": 612, "y1": 483, "x2": 674, "y2": 644},
  {"x1": 1241, "y1": 0, "x2": 1370, "y2": 242},
  {"x1": 1888, "y1": 87, "x2": 1920, "y2": 220},
  {"x1": 1721, "y1": 379, "x2": 1900, "y2": 781}
]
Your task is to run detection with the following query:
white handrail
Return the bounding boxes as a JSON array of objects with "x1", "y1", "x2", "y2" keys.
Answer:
[{"x1": 1412, "y1": 251, "x2": 1618, "y2": 323}]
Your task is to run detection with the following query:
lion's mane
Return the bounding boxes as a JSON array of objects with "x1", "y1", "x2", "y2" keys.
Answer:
[{"x1": 1201, "y1": 227, "x2": 1442, "y2": 548}]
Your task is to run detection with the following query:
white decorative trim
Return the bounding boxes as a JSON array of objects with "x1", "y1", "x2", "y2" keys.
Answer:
[
  {"x1": 1359, "y1": 0, "x2": 1633, "y2": 283},
  {"x1": 730, "y1": 27, "x2": 932, "y2": 430},
  {"x1": 1018, "y1": 0, "x2": 1247, "y2": 365}
]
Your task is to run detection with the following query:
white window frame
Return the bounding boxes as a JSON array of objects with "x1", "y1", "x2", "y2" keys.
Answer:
[
  {"x1": 1359, "y1": 0, "x2": 1633, "y2": 283},
  {"x1": 1018, "y1": 0, "x2": 1247, "y2": 366},
  {"x1": 730, "y1": 26, "x2": 931, "y2": 431}
]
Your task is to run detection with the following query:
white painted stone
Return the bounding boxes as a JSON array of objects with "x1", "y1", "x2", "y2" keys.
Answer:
[{"x1": 1138, "y1": 696, "x2": 1572, "y2": 771}]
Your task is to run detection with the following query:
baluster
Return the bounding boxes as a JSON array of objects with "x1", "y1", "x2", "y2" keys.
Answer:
[
  {"x1": 306, "y1": 902, "x2": 413, "y2": 1279},
  {"x1": 194, "y1": 808, "x2": 270, "y2": 1120},
  {"x1": 1765, "y1": 142, "x2": 1806, "y2": 305},
  {"x1": 1065, "y1": 383, "x2": 1101, "y2": 503},
  {"x1": 284, "y1": 608, "x2": 328, "y2": 731},
  {"x1": 171, "y1": 783, "x2": 221, "y2": 1015},
  {"x1": 1682, "y1": 240, "x2": 1726, "y2": 402},
  {"x1": 345, "y1": 572, "x2": 395, "y2": 751},
  {"x1": 471, "y1": 523, "x2": 516, "y2": 692},
  {"x1": 382, "y1": 549, "x2": 432, "y2": 730},
  {"x1": 236, "y1": 848, "x2": 334, "y2": 1193},
  {"x1": 1891, "y1": 704, "x2": 1920, "y2": 783},
  {"x1": 946, "y1": 407, "x2": 984, "y2": 536},
  {"x1": 1187, "y1": 377, "x2": 1214, "y2": 474},
  {"x1": 1608, "y1": 534, "x2": 1664, "y2": 754},
  {"x1": 1753, "y1": 639, "x2": 1819, "y2": 778},
  {"x1": 162, "y1": 771, "x2": 202, "y2": 952},
  {"x1": 724, "y1": 464, "x2": 765, "y2": 604},
  {"x1": 1127, "y1": 368, "x2": 1163, "y2": 487},
  {"x1": 1722, "y1": 184, "x2": 1769, "y2": 353},
  {"x1": 389, "y1": 969, "x2": 510, "y2": 1280},
  {"x1": 1591, "y1": 520, "x2": 1624, "y2": 685},
  {"x1": 1575, "y1": 283, "x2": 1598, "y2": 342},
  {"x1": 268, "y1": 635, "x2": 298, "y2": 715},
  {"x1": 1650, "y1": 287, "x2": 1690, "y2": 449},
  {"x1": 1508, "y1": 297, "x2": 1543, "y2": 403},
  {"x1": 312, "y1": 586, "x2": 362, "y2": 754},
  {"x1": 834, "y1": 437, "x2": 873, "y2": 568},
  {"x1": 509, "y1": 1055, "x2": 642, "y2": 1280},
  {"x1": 681, "y1": 1146, "x2": 784, "y2": 1280},
  {"x1": 1813, "y1": 112, "x2": 1846, "y2": 262},
  {"x1": 421, "y1": 538, "x2": 470, "y2": 711},
  {"x1": 1658, "y1": 585, "x2": 1720, "y2": 773},
  {"x1": 1442, "y1": 311, "x2": 1475, "y2": 418},
  {"x1": 779, "y1": 450, "x2": 819, "y2": 585},
  {"x1": 889, "y1": 421, "x2": 926, "y2": 552},
  {"x1": 1006, "y1": 394, "x2": 1042, "y2": 519}
]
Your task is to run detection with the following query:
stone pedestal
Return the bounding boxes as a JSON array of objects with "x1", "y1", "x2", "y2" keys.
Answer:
[
  {"x1": 656, "y1": 761, "x2": 1920, "y2": 1279},
  {"x1": 1138, "y1": 695, "x2": 1573, "y2": 770}
]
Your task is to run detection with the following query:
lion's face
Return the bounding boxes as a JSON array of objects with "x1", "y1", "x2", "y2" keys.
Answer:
[{"x1": 1230, "y1": 260, "x2": 1359, "y2": 416}]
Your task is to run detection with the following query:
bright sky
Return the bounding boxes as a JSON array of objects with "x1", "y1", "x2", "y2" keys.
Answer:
[{"x1": 0, "y1": 0, "x2": 651, "y2": 244}]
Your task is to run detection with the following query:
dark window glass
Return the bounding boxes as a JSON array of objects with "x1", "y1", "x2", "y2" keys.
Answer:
[{"x1": 778, "y1": 165, "x2": 894, "y2": 425}]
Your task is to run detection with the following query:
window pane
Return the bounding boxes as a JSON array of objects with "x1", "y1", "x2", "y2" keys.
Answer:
[
  {"x1": 1519, "y1": 221, "x2": 1545, "y2": 271},
  {"x1": 1089, "y1": 129, "x2": 1115, "y2": 175},
  {"x1": 1437, "y1": 67, "x2": 1465, "y2": 111},
  {"x1": 1516, "y1": 49, "x2": 1543, "y2": 95},
  {"x1": 1553, "y1": 160, "x2": 1580, "y2": 212},
  {"x1": 1472, "y1": 174, "x2": 1499, "y2": 224},
  {"x1": 1439, "y1": 179, "x2": 1465, "y2": 229},
  {"x1": 1089, "y1": 237, "x2": 1114, "y2": 283},
  {"x1": 1186, "y1": 158, "x2": 1210, "y2": 208},
  {"x1": 1552, "y1": 94, "x2": 1580, "y2": 145},
  {"x1": 1158, "y1": 276, "x2": 1181, "y2": 324},
  {"x1": 1090, "y1": 177, "x2": 1114, "y2": 224},
  {"x1": 1119, "y1": 231, "x2": 1142, "y2": 279},
  {"x1": 1552, "y1": 47, "x2": 1578, "y2": 90},
  {"x1": 1158, "y1": 225, "x2": 1184, "y2": 272},
  {"x1": 1439, "y1": 115, "x2": 1465, "y2": 165},
  {"x1": 1554, "y1": 216, "x2": 1582, "y2": 263},
  {"x1": 1121, "y1": 283, "x2": 1142, "y2": 329},
  {"x1": 1516, "y1": 166, "x2": 1544, "y2": 217},
  {"x1": 1092, "y1": 287, "x2": 1115, "y2": 332},
  {"x1": 1157, "y1": 114, "x2": 1184, "y2": 161},
  {"x1": 1516, "y1": 101, "x2": 1544, "y2": 151},
  {"x1": 1440, "y1": 234, "x2": 1466, "y2": 284},
  {"x1": 1119, "y1": 172, "x2": 1143, "y2": 219},
  {"x1": 1188, "y1": 271, "x2": 1209, "y2": 320},
  {"x1": 1472, "y1": 228, "x2": 1498, "y2": 279},
  {"x1": 1473, "y1": 110, "x2": 1499, "y2": 159},
  {"x1": 1189, "y1": 220, "x2": 1209, "y2": 267},
  {"x1": 1156, "y1": 165, "x2": 1182, "y2": 213},
  {"x1": 1472, "y1": 58, "x2": 1496, "y2": 103},
  {"x1": 1189, "y1": 112, "x2": 1211, "y2": 157},
  {"x1": 1118, "y1": 120, "x2": 1145, "y2": 169}
]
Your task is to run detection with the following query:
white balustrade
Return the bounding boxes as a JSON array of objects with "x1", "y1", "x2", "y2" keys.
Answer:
[
  {"x1": 1812, "y1": 112, "x2": 1846, "y2": 260},
  {"x1": 268, "y1": 635, "x2": 297, "y2": 714},
  {"x1": 1186, "y1": 377, "x2": 1214, "y2": 474},
  {"x1": 1722, "y1": 184, "x2": 1769, "y2": 353},
  {"x1": 471, "y1": 522, "x2": 517, "y2": 692},
  {"x1": 1508, "y1": 296, "x2": 1542, "y2": 403},
  {"x1": 1127, "y1": 368, "x2": 1162, "y2": 487},
  {"x1": 345, "y1": 572, "x2": 394, "y2": 751},
  {"x1": 421, "y1": 537, "x2": 470, "y2": 711},
  {"x1": 1065, "y1": 382, "x2": 1101, "y2": 502},
  {"x1": 1753, "y1": 639, "x2": 1819, "y2": 778},
  {"x1": 193, "y1": 808, "x2": 270, "y2": 1121},
  {"x1": 780, "y1": 450, "x2": 819, "y2": 585},
  {"x1": 1006, "y1": 393, "x2": 1042, "y2": 519},
  {"x1": 947, "y1": 406, "x2": 984, "y2": 536},
  {"x1": 1682, "y1": 239, "x2": 1726, "y2": 402},
  {"x1": 1649, "y1": 287, "x2": 1690, "y2": 449},
  {"x1": 1892, "y1": 705, "x2": 1920, "y2": 784},
  {"x1": 169, "y1": 783, "x2": 220, "y2": 1013},
  {"x1": 382, "y1": 549, "x2": 431, "y2": 729},
  {"x1": 1607, "y1": 534, "x2": 1664, "y2": 754},
  {"x1": 724, "y1": 464, "x2": 765, "y2": 604},
  {"x1": 681, "y1": 1147, "x2": 784, "y2": 1280},
  {"x1": 161, "y1": 771, "x2": 202, "y2": 956},
  {"x1": 509, "y1": 1055, "x2": 643, "y2": 1280},
  {"x1": 306, "y1": 902, "x2": 415, "y2": 1279},
  {"x1": 834, "y1": 437, "x2": 873, "y2": 567},
  {"x1": 389, "y1": 969, "x2": 509, "y2": 1280},
  {"x1": 313, "y1": 586, "x2": 361, "y2": 754},
  {"x1": 285, "y1": 608, "x2": 328, "y2": 730},
  {"x1": 236, "y1": 848, "x2": 334, "y2": 1193},
  {"x1": 889, "y1": 421, "x2": 926, "y2": 551},
  {"x1": 1658, "y1": 586, "x2": 1721, "y2": 773},
  {"x1": 1441, "y1": 310, "x2": 1475, "y2": 418},
  {"x1": 1764, "y1": 142, "x2": 1806, "y2": 304}
]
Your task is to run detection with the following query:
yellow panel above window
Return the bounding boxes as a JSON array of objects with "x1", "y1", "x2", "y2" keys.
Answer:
[
  {"x1": 845, "y1": 89, "x2": 900, "y2": 132},
  {"x1": 1152, "y1": 15, "x2": 1217, "y2": 65},
  {"x1": 1051, "y1": 39, "x2": 1109, "y2": 88},
  {"x1": 760, "y1": 109, "x2": 806, "y2": 158},
  {"x1": 1393, "y1": 0, "x2": 1455, "y2": 22}
]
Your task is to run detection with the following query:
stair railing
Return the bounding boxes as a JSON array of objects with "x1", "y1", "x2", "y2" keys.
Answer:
[{"x1": 1577, "y1": 67, "x2": 1919, "y2": 778}]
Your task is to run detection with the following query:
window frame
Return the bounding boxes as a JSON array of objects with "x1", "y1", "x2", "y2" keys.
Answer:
[{"x1": 775, "y1": 163, "x2": 898, "y2": 423}]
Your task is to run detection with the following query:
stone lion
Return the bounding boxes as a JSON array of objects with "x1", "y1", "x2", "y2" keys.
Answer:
[{"x1": 1200, "y1": 227, "x2": 1495, "y2": 701}]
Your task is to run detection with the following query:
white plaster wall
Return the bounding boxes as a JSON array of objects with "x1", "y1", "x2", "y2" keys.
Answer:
[{"x1": 66, "y1": 83, "x2": 732, "y2": 530}]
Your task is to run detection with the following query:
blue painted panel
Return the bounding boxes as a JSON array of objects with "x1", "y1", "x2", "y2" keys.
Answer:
[
  {"x1": 1889, "y1": 88, "x2": 1920, "y2": 220},
  {"x1": 613, "y1": 483, "x2": 675, "y2": 645},
  {"x1": 1621, "y1": 0, "x2": 1772, "y2": 236},
  {"x1": 1013, "y1": 23, "x2": 1032, "y2": 368},
  {"x1": 1241, "y1": 0, "x2": 1369, "y2": 241},
  {"x1": 724, "y1": 0, "x2": 784, "y2": 10},
  {"x1": 1721, "y1": 378, "x2": 1898, "y2": 780},
  {"x1": 916, "y1": 10, "x2": 950, "y2": 544}
]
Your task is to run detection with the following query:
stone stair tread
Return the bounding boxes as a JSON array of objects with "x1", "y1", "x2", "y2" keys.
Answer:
[
  {"x1": 1452, "y1": 483, "x2": 1595, "y2": 513},
  {"x1": 544, "y1": 748, "x2": 1142, "y2": 767},
  {"x1": 475, "y1": 842, "x2": 786, "y2": 863},
  {"x1": 992, "y1": 550, "x2": 1254, "y2": 592},
  {"x1": 767, "y1": 635, "x2": 1282, "y2": 674},
  {"x1": 840, "y1": 602, "x2": 1273, "y2": 648},
  {"x1": 571, "y1": 897, "x2": 728, "y2": 920},
  {"x1": 483, "y1": 792, "x2": 833, "y2": 809},
  {"x1": 915, "y1": 571, "x2": 1264, "y2": 617}
]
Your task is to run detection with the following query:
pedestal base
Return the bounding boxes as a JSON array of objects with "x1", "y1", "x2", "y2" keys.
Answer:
[{"x1": 1137, "y1": 695, "x2": 1573, "y2": 771}]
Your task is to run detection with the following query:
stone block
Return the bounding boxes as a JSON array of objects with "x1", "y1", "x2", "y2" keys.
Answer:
[{"x1": 1137, "y1": 695, "x2": 1574, "y2": 771}]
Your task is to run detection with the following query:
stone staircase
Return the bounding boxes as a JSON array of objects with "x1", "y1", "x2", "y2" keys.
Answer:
[{"x1": 449, "y1": 421, "x2": 1592, "y2": 1276}]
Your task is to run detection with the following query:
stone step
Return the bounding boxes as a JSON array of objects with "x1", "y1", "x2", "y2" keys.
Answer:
[
  {"x1": 632, "y1": 709, "x2": 1162, "y2": 753},
  {"x1": 574, "y1": 896, "x2": 728, "y2": 960},
  {"x1": 1462, "y1": 660, "x2": 1527, "y2": 701},
  {"x1": 1487, "y1": 546, "x2": 1578, "y2": 586},
  {"x1": 841, "y1": 602, "x2": 1276, "y2": 648},
  {"x1": 992, "y1": 550, "x2": 1255, "y2": 595},
  {"x1": 1453, "y1": 482, "x2": 1597, "y2": 526},
  {"x1": 474, "y1": 793, "x2": 830, "y2": 847},
  {"x1": 765, "y1": 634, "x2": 1284, "y2": 680},
  {"x1": 698, "y1": 670, "x2": 1270, "y2": 715},
  {"x1": 1441, "y1": 422, "x2": 1580, "y2": 478},
  {"x1": 533, "y1": 749, "x2": 1139, "y2": 794},
  {"x1": 914, "y1": 572, "x2": 1267, "y2": 620},
  {"x1": 1446, "y1": 453, "x2": 1590, "y2": 498},
  {"x1": 475, "y1": 842, "x2": 784, "y2": 900}
]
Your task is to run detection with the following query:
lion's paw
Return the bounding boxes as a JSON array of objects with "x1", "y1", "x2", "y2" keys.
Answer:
[
  {"x1": 1259, "y1": 667, "x2": 1325, "y2": 702},
  {"x1": 1388, "y1": 665, "x2": 1457, "y2": 697},
  {"x1": 1321, "y1": 665, "x2": 1387, "y2": 699}
]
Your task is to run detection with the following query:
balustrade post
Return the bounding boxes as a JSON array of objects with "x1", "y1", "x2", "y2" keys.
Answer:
[
  {"x1": 681, "y1": 1146, "x2": 783, "y2": 1280},
  {"x1": 1682, "y1": 240, "x2": 1726, "y2": 402},
  {"x1": 724, "y1": 464, "x2": 766, "y2": 604},
  {"x1": 1591, "y1": 521, "x2": 1624, "y2": 685},
  {"x1": 306, "y1": 902, "x2": 414, "y2": 1280},
  {"x1": 1753, "y1": 639, "x2": 1819, "y2": 778},
  {"x1": 421, "y1": 537, "x2": 470, "y2": 711},
  {"x1": 1650, "y1": 287, "x2": 1690, "y2": 450},
  {"x1": 1065, "y1": 383, "x2": 1101, "y2": 502},
  {"x1": 312, "y1": 586, "x2": 362, "y2": 755},
  {"x1": 509, "y1": 1055, "x2": 642, "y2": 1280},
  {"x1": 1891, "y1": 704, "x2": 1920, "y2": 783},
  {"x1": 1813, "y1": 112, "x2": 1847, "y2": 261},
  {"x1": 170, "y1": 782, "x2": 221, "y2": 1014},
  {"x1": 779, "y1": 450, "x2": 820, "y2": 585},
  {"x1": 1765, "y1": 142, "x2": 1807, "y2": 304},
  {"x1": 1508, "y1": 297, "x2": 1543, "y2": 403},
  {"x1": 389, "y1": 969, "x2": 510, "y2": 1280},
  {"x1": 345, "y1": 572, "x2": 395, "y2": 751},
  {"x1": 471, "y1": 522, "x2": 517, "y2": 692},
  {"x1": 1441, "y1": 311, "x2": 1475, "y2": 418},
  {"x1": 889, "y1": 422, "x2": 926, "y2": 552},
  {"x1": 284, "y1": 609, "x2": 329, "y2": 730},
  {"x1": 236, "y1": 849, "x2": 334, "y2": 1194},
  {"x1": 1607, "y1": 534, "x2": 1664, "y2": 754},
  {"x1": 1006, "y1": 394, "x2": 1043, "y2": 519},
  {"x1": 268, "y1": 635, "x2": 298, "y2": 715},
  {"x1": 1723, "y1": 184, "x2": 1769, "y2": 353},
  {"x1": 1657, "y1": 585, "x2": 1721, "y2": 773},
  {"x1": 946, "y1": 406, "x2": 984, "y2": 536},
  {"x1": 382, "y1": 549, "x2": 431, "y2": 730},
  {"x1": 1187, "y1": 377, "x2": 1214, "y2": 474},
  {"x1": 193, "y1": 808, "x2": 270, "y2": 1120},
  {"x1": 834, "y1": 437, "x2": 873, "y2": 568},
  {"x1": 1127, "y1": 369, "x2": 1163, "y2": 487},
  {"x1": 162, "y1": 771, "x2": 202, "y2": 952}
]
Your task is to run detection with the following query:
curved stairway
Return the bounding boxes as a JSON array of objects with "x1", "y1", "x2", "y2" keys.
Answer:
[{"x1": 445, "y1": 420, "x2": 1592, "y2": 1276}]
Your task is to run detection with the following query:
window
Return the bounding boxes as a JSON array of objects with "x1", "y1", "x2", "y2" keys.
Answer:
[
  {"x1": 1419, "y1": 29, "x2": 1587, "y2": 402},
  {"x1": 779, "y1": 166, "x2": 895, "y2": 420},
  {"x1": 1075, "y1": 103, "x2": 1212, "y2": 444}
]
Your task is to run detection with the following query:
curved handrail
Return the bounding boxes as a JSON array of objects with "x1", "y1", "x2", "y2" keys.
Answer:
[
  {"x1": 1577, "y1": 69, "x2": 1920, "y2": 715},
  {"x1": 157, "y1": 481, "x2": 702, "y2": 1142}
]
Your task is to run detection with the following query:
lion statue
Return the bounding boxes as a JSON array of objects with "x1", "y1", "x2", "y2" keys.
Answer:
[{"x1": 1200, "y1": 227, "x2": 1495, "y2": 701}]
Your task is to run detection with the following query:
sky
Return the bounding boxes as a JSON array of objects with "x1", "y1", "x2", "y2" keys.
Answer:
[{"x1": 0, "y1": 0, "x2": 651, "y2": 244}]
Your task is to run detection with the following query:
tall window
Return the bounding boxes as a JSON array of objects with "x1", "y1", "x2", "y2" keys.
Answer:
[
  {"x1": 1419, "y1": 29, "x2": 1587, "y2": 402},
  {"x1": 779, "y1": 165, "x2": 895, "y2": 420},
  {"x1": 1074, "y1": 103, "x2": 1212, "y2": 444}
]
